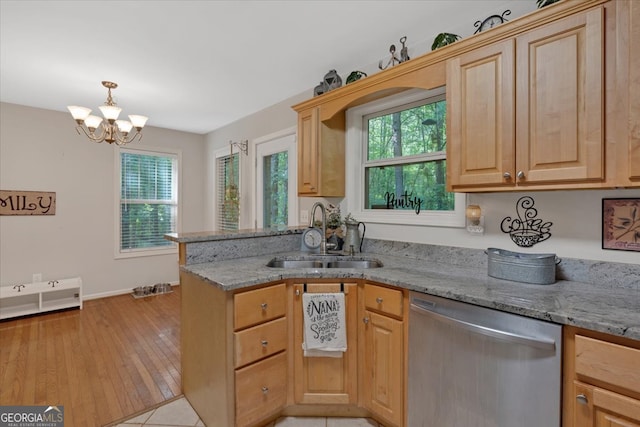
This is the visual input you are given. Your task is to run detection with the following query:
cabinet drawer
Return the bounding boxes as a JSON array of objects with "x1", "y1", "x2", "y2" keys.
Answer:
[
  {"x1": 234, "y1": 283, "x2": 286, "y2": 330},
  {"x1": 575, "y1": 335, "x2": 640, "y2": 395},
  {"x1": 364, "y1": 284, "x2": 403, "y2": 318},
  {"x1": 235, "y1": 351, "x2": 287, "y2": 427},
  {"x1": 234, "y1": 317, "x2": 287, "y2": 368}
]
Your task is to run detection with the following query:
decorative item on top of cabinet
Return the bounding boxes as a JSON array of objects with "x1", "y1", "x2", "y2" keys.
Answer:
[
  {"x1": 379, "y1": 36, "x2": 409, "y2": 70},
  {"x1": 474, "y1": 10, "x2": 511, "y2": 33},
  {"x1": 447, "y1": 6, "x2": 605, "y2": 192},
  {"x1": 346, "y1": 71, "x2": 367, "y2": 84},
  {"x1": 431, "y1": 32, "x2": 461, "y2": 50},
  {"x1": 500, "y1": 196, "x2": 553, "y2": 247},
  {"x1": 323, "y1": 69, "x2": 342, "y2": 92}
]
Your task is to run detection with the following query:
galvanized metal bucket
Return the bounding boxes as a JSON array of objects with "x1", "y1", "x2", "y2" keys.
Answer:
[{"x1": 486, "y1": 248, "x2": 561, "y2": 285}]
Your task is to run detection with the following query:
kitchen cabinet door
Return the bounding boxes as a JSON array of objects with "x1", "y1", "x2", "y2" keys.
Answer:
[
  {"x1": 572, "y1": 381, "x2": 640, "y2": 427},
  {"x1": 296, "y1": 108, "x2": 345, "y2": 197},
  {"x1": 362, "y1": 310, "x2": 404, "y2": 427},
  {"x1": 447, "y1": 39, "x2": 515, "y2": 190},
  {"x1": 297, "y1": 108, "x2": 320, "y2": 195},
  {"x1": 447, "y1": 5, "x2": 606, "y2": 191},
  {"x1": 627, "y1": 0, "x2": 640, "y2": 183},
  {"x1": 292, "y1": 282, "x2": 357, "y2": 405},
  {"x1": 515, "y1": 7, "x2": 604, "y2": 185}
]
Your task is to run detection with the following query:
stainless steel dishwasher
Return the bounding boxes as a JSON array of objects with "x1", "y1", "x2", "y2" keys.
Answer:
[{"x1": 408, "y1": 292, "x2": 562, "y2": 427}]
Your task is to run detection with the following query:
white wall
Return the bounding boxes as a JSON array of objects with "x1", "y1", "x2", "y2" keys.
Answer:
[{"x1": 0, "y1": 103, "x2": 206, "y2": 297}]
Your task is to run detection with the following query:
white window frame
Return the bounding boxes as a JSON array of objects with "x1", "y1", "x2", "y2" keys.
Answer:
[
  {"x1": 345, "y1": 88, "x2": 465, "y2": 227},
  {"x1": 253, "y1": 127, "x2": 298, "y2": 229},
  {"x1": 114, "y1": 145, "x2": 181, "y2": 259}
]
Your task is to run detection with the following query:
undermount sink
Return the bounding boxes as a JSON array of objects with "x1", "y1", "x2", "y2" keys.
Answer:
[{"x1": 266, "y1": 257, "x2": 382, "y2": 269}]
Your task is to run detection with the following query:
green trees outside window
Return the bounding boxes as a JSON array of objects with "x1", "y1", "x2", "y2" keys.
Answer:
[
  {"x1": 365, "y1": 97, "x2": 454, "y2": 212},
  {"x1": 120, "y1": 151, "x2": 177, "y2": 251}
]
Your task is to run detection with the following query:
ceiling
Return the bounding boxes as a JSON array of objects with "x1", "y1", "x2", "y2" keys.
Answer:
[{"x1": 0, "y1": 0, "x2": 534, "y2": 135}]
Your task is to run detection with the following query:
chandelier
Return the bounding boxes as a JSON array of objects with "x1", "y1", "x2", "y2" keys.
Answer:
[{"x1": 67, "y1": 81, "x2": 148, "y2": 145}]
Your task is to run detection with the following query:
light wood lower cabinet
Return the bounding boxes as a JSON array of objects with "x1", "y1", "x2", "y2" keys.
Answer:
[
  {"x1": 563, "y1": 326, "x2": 640, "y2": 427},
  {"x1": 181, "y1": 275, "x2": 409, "y2": 426},
  {"x1": 360, "y1": 283, "x2": 406, "y2": 427},
  {"x1": 292, "y1": 282, "x2": 358, "y2": 405}
]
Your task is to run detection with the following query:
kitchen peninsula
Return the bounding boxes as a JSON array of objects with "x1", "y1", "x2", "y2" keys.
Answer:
[{"x1": 166, "y1": 229, "x2": 640, "y2": 427}]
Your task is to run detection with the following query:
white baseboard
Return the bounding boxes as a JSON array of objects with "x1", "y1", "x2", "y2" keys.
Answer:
[{"x1": 83, "y1": 281, "x2": 180, "y2": 301}]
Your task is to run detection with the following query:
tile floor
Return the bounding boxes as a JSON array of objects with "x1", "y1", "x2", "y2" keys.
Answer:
[{"x1": 114, "y1": 396, "x2": 380, "y2": 427}]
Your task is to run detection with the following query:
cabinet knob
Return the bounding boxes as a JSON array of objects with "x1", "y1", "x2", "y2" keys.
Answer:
[
  {"x1": 261, "y1": 303, "x2": 268, "y2": 310},
  {"x1": 503, "y1": 172, "x2": 512, "y2": 180},
  {"x1": 376, "y1": 297, "x2": 383, "y2": 304},
  {"x1": 261, "y1": 386, "x2": 269, "y2": 395},
  {"x1": 517, "y1": 170, "x2": 525, "y2": 180},
  {"x1": 363, "y1": 317, "x2": 369, "y2": 324},
  {"x1": 576, "y1": 394, "x2": 588, "y2": 405},
  {"x1": 261, "y1": 340, "x2": 268, "y2": 347}
]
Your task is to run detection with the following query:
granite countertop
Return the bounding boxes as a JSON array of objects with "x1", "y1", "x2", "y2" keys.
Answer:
[
  {"x1": 165, "y1": 227, "x2": 303, "y2": 243},
  {"x1": 182, "y1": 251, "x2": 640, "y2": 342}
]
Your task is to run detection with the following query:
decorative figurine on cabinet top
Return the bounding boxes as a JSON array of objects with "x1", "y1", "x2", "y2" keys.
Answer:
[
  {"x1": 323, "y1": 69, "x2": 342, "y2": 91},
  {"x1": 379, "y1": 36, "x2": 410, "y2": 70}
]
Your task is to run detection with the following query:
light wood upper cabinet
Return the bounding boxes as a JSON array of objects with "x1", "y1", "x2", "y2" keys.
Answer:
[
  {"x1": 621, "y1": 0, "x2": 640, "y2": 185},
  {"x1": 447, "y1": 39, "x2": 515, "y2": 188},
  {"x1": 296, "y1": 108, "x2": 345, "y2": 197},
  {"x1": 448, "y1": 6, "x2": 605, "y2": 191},
  {"x1": 515, "y1": 8, "x2": 604, "y2": 185},
  {"x1": 292, "y1": 282, "x2": 357, "y2": 405}
]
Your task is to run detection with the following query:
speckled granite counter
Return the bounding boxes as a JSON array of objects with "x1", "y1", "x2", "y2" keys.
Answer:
[{"x1": 180, "y1": 248, "x2": 640, "y2": 342}]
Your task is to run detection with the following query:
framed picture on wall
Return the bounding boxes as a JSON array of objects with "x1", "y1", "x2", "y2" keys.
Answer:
[{"x1": 602, "y1": 198, "x2": 640, "y2": 252}]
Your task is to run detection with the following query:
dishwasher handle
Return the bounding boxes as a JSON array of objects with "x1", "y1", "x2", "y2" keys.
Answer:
[{"x1": 411, "y1": 298, "x2": 556, "y2": 351}]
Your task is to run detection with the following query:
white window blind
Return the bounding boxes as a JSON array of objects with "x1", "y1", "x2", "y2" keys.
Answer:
[
  {"x1": 217, "y1": 153, "x2": 239, "y2": 230},
  {"x1": 119, "y1": 149, "x2": 178, "y2": 252}
]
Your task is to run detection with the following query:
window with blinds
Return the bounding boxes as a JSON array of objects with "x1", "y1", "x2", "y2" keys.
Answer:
[
  {"x1": 217, "y1": 153, "x2": 239, "y2": 230},
  {"x1": 119, "y1": 148, "x2": 178, "y2": 253}
]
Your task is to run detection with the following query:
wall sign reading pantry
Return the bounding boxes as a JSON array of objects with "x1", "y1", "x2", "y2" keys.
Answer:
[{"x1": 0, "y1": 190, "x2": 56, "y2": 215}]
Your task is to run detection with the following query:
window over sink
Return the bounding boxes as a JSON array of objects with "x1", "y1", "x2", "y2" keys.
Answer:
[{"x1": 346, "y1": 88, "x2": 465, "y2": 227}]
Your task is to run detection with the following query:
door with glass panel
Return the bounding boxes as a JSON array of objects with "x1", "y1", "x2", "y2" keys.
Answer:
[{"x1": 256, "y1": 133, "x2": 296, "y2": 229}]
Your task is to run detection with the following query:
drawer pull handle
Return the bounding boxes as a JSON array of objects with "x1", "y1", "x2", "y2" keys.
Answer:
[
  {"x1": 503, "y1": 172, "x2": 512, "y2": 180},
  {"x1": 363, "y1": 317, "x2": 369, "y2": 324},
  {"x1": 376, "y1": 297, "x2": 383, "y2": 304},
  {"x1": 517, "y1": 170, "x2": 525, "y2": 180},
  {"x1": 261, "y1": 340, "x2": 268, "y2": 347},
  {"x1": 261, "y1": 303, "x2": 268, "y2": 310},
  {"x1": 262, "y1": 386, "x2": 269, "y2": 395},
  {"x1": 576, "y1": 394, "x2": 588, "y2": 405}
]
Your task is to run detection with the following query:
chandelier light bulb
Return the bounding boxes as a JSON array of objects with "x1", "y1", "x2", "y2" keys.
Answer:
[
  {"x1": 116, "y1": 120, "x2": 133, "y2": 133},
  {"x1": 99, "y1": 105, "x2": 122, "y2": 121},
  {"x1": 67, "y1": 106, "x2": 92, "y2": 122},
  {"x1": 129, "y1": 115, "x2": 148, "y2": 129},
  {"x1": 84, "y1": 115, "x2": 103, "y2": 130}
]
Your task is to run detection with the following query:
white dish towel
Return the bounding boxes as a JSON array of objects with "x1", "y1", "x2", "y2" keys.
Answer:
[{"x1": 302, "y1": 292, "x2": 347, "y2": 358}]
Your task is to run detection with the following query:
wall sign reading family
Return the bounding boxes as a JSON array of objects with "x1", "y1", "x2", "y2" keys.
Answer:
[{"x1": 0, "y1": 190, "x2": 56, "y2": 215}]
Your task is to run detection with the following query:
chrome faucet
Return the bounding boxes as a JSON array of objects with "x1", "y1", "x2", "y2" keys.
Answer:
[{"x1": 310, "y1": 202, "x2": 327, "y2": 255}]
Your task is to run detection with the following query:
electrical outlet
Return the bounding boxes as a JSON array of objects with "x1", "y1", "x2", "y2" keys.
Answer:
[
  {"x1": 32, "y1": 273, "x2": 42, "y2": 283},
  {"x1": 300, "y1": 209, "x2": 309, "y2": 224}
]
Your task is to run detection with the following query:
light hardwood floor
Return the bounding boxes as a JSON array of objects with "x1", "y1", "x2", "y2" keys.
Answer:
[{"x1": 0, "y1": 287, "x2": 181, "y2": 427}]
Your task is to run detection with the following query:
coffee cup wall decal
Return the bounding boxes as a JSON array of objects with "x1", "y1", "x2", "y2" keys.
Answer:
[{"x1": 501, "y1": 196, "x2": 553, "y2": 247}]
